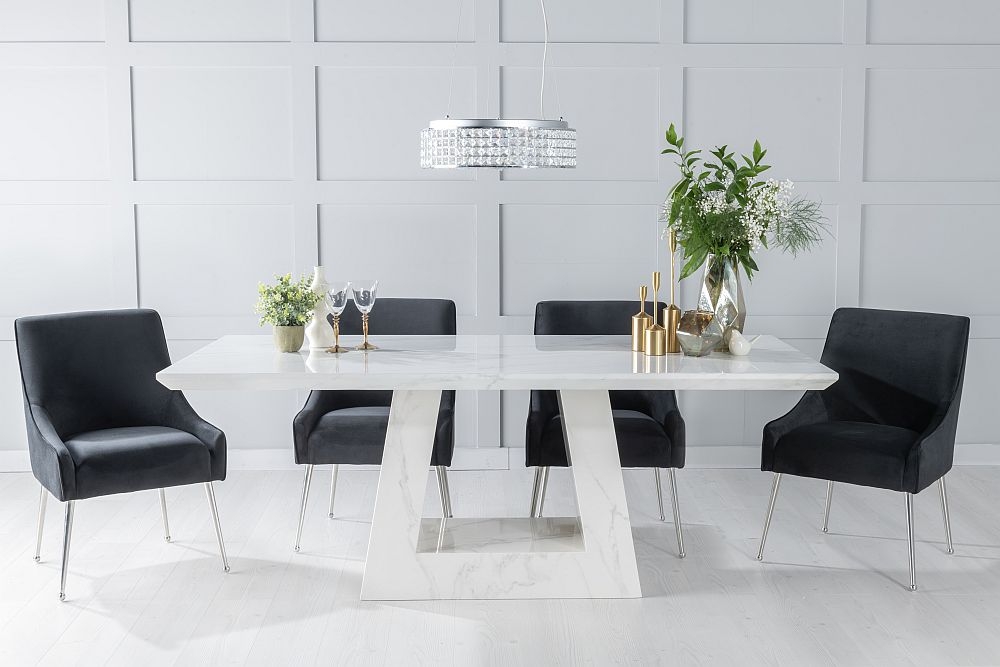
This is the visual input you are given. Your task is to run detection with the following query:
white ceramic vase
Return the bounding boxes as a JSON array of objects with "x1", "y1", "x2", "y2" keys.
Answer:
[{"x1": 305, "y1": 266, "x2": 336, "y2": 349}]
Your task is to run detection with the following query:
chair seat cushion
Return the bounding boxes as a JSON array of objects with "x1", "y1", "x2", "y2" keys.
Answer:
[
  {"x1": 539, "y1": 409, "x2": 674, "y2": 468},
  {"x1": 64, "y1": 426, "x2": 212, "y2": 499},
  {"x1": 772, "y1": 421, "x2": 921, "y2": 492},
  {"x1": 305, "y1": 406, "x2": 453, "y2": 466}
]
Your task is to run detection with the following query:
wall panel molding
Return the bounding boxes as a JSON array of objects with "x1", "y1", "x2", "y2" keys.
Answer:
[{"x1": 0, "y1": 0, "x2": 997, "y2": 458}]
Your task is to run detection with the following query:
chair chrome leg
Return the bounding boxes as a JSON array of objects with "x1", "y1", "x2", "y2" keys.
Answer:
[
  {"x1": 294, "y1": 465, "x2": 314, "y2": 552},
  {"x1": 205, "y1": 483, "x2": 230, "y2": 573},
  {"x1": 906, "y1": 492, "x2": 917, "y2": 591},
  {"x1": 536, "y1": 466, "x2": 550, "y2": 518},
  {"x1": 529, "y1": 467, "x2": 543, "y2": 517},
  {"x1": 34, "y1": 486, "x2": 47, "y2": 562},
  {"x1": 822, "y1": 481, "x2": 834, "y2": 533},
  {"x1": 756, "y1": 473, "x2": 782, "y2": 561},
  {"x1": 159, "y1": 488, "x2": 171, "y2": 542},
  {"x1": 328, "y1": 464, "x2": 339, "y2": 518},
  {"x1": 59, "y1": 500, "x2": 75, "y2": 601},
  {"x1": 654, "y1": 469, "x2": 666, "y2": 522},
  {"x1": 939, "y1": 477, "x2": 954, "y2": 555},
  {"x1": 435, "y1": 466, "x2": 453, "y2": 518},
  {"x1": 667, "y1": 469, "x2": 685, "y2": 559}
]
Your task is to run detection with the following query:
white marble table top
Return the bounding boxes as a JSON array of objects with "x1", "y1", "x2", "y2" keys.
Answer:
[{"x1": 158, "y1": 334, "x2": 837, "y2": 392}]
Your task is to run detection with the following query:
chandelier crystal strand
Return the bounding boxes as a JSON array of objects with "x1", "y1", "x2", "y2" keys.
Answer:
[{"x1": 421, "y1": 0, "x2": 576, "y2": 169}]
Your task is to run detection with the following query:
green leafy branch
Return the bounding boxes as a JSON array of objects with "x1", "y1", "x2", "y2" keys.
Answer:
[{"x1": 660, "y1": 123, "x2": 826, "y2": 281}]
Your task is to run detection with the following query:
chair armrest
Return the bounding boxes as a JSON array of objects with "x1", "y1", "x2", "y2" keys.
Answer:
[
  {"x1": 24, "y1": 404, "x2": 76, "y2": 501},
  {"x1": 761, "y1": 391, "x2": 833, "y2": 472},
  {"x1": 641, "y1": 392, "x2": 682, "y2": 433},
  {"x1": 292, "y1": 390, "x2": 355, "y2": 463},
  {"x1": 440, "y1": 389, "x2": 456, "y2": 412},
  {"x1": 524, "y1": 390, "x2": 560, "y2": 463},
  {"x1": 663, "y1": 408, "x2": 686, "y2": 467},
  {"x1": 293, "y1": 390, "x2": 344, "y2": 438},
  {"x1": 631, "y1": 391, "x2": 686, "y2": 466},
  {"x1": 162, "y1": 392, "x2": 227, "y2": 481},
  {"x1": 907, "y1": 397, "x2": 963, "y2": 492}
]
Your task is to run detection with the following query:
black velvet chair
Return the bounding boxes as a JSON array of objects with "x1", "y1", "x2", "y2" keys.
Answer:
[
  {"x1": 525, "y1": 300, "x2": 687, "y2": 557},
  {"x1": 756, "y1": 307, "x2": 970, "y2": 591},
  {"x1": 15, "y1": 309, "x2": 230, "y2": 600},
  {"x1": 291, "y1": 298, "x2": 457, "y2": 551}
]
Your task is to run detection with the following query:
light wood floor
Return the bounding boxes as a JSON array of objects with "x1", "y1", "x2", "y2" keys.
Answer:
[{"x1": 1, "y1": 465, "x2": 999, "y2": 666}]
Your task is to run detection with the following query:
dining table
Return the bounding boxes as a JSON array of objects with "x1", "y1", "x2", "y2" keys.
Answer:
[{"x1": 157, "y1": 334, "x2": 838, "y2": 600}]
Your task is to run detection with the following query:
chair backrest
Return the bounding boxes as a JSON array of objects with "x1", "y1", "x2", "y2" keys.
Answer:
[
  {"x1": 339, "y1": 298, "x2": 457, "y2": 336},
  {"x1": 321, "y1": 299, "x2": 458, "y2": 412},
  {"x1": 534, "y1": 300, "x2": 666, "y2": 335},
  {"x1": 821, "y1": 308, "x2": 970, "y2": 432},
  {"x1": 15, "y1": 309, "x2": 175, "y2": 439}
]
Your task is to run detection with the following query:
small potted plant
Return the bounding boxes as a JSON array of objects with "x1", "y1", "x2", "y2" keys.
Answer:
[{"x1": 255, "y1": 273, "x2": 319, "y2": 352}]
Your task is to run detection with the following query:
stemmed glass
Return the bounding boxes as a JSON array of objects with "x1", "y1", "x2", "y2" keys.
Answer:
[
  {"x1": 325, "y1": 281, "x2": 351, "y2": 353},
  {"x1": 352, "y1": 279, "x2": 378, "y2": 351}
]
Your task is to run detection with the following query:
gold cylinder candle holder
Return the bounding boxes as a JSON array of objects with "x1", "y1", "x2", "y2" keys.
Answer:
[
  {"x1": 644, "y1": 326, "x2": 666, "y2": 356},
  {"x1": 631, "y1": 285, "x2": 652, "y2": 352},
  {"x1": 665, "y1": 305, "x2": 681, "y2": 353},
  {"x1": 644, "y1": 271, "x2": 667, "y2": 356},
  {"x1": 665, "y1": 228, "x2": 681, "y2": 353}
]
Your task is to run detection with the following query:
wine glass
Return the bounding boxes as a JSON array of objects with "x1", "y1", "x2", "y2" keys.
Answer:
[
  {"x1": 352, "y1": 279, "x2": 378, "y2": 350},
  {"x1": 325, "y1": 281, "x2": 351, "y2": 353}
]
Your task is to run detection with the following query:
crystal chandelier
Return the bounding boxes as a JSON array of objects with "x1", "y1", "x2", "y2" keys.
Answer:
[{"x1": 421, "y1": 0, "x2": 576, "y2": 169}]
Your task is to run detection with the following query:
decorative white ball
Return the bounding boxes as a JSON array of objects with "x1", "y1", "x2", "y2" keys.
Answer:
[{"x1": 727, "y1": 330, "x2": 753, "y2": 356}]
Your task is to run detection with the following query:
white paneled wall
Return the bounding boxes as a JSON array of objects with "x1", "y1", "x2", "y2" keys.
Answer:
[
  {"x1": 1, "y1": 0, "x2": 998, "y2": 467},
  {"x1": 0, "y1": 68, "x2": 111, "y2": 179}
]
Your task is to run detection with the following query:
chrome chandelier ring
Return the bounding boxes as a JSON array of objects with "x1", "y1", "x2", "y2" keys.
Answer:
[{"x1": 420, "y1": 119, "x2": 577, "y2": 169}]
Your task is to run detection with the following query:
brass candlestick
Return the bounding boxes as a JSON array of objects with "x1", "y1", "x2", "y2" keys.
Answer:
[
  {"x1": 326, "y1": 313, "x2": 350, "y2": 354},
  {"x1": 665, "y1": 229, "x2": 681, "y2": 353},
  {"x1": 644, "y1": 271, "x2": 666, "y2": 356},
  {"x1": 631, "y1": 285, "x2": 652, "y2": 352}
]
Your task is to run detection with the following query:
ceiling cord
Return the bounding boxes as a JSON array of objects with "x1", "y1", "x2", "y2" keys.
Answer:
[
  {"x1": 445, "y1": 0, "x2": 552, "y2": 120},
  {"x1": 445, "y1": 0, "x2": 465, "y2": 118},
  {"x1": 539, "y1": 0, "x2": 549, "y2": 119}
]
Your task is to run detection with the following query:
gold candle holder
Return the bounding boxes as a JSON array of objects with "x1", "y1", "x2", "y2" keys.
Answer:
[
  {"x1": 631, "y1": 285, "x2": 652, "y2": 352},
  {"x1": 665, "y1": 229, "x2": 681, "y2": 354},
  {"x1": 644, "y1": 271, "x2": 667, "y2": 356},
  {"x1": 326, "y1": 313, "x2": 350, "y2": 354}
]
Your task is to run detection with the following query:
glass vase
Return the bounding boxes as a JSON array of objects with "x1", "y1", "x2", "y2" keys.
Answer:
[{"x1": 696, "y1": 254, "x2": 746, "y2": 353}]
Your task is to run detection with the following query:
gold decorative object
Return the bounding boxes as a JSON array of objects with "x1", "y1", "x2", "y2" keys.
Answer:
[
  {"x1": 326, "y1": 313, "x2": 350, "y2": 354},
  {"x1": 665, "y1": 229, "x2": 681, "y2": 353},
  {"x1": 676, "y1": 309, "x2": 724, "y2": 357},
  {"x1": 356, "y1": 313, "x2": 377, "y2": 351},
  {"x1": 644, "y1": 271, "x2": 666, "y2": 356},
  {"x1": 631, "y1": 285, "x2": 652, "y2": 352}
]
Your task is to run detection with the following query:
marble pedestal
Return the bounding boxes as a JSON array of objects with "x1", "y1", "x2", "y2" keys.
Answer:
[{"x1": 360, "y1": 389, "x2": 641, "y2": 600}]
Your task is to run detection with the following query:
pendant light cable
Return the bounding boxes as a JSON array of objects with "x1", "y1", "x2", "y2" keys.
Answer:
[
  {"x1": 445, "y1": 0, "x2": 465, "y2": 118},
  {"x1": 539, "y1": 0, "x2": 549, "y2": 119},
  {"x1": 421, "y1": 0, "x2": 575, "y2": 169}
]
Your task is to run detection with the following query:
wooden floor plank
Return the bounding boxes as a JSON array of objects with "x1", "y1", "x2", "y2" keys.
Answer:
[{"x1": 1, "y1": 466, "x2": 999, "y2": 666}]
